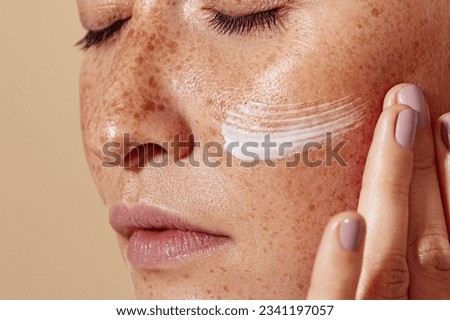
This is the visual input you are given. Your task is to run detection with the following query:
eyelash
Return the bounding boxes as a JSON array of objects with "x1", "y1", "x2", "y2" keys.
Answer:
[
  {"x1": 209, "y1": 8, "x2": 281, "y2": 36},
  {"x1": 76, "y1": 8, "x2": 282, "y2": 50},
  {"x1": 76, "y1": 18, "x2": 130, "y2": 50}
]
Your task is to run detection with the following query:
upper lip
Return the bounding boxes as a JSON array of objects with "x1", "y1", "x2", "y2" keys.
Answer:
[{"x1": 109, "y1": 205, "x2": 224, "y2": 238}]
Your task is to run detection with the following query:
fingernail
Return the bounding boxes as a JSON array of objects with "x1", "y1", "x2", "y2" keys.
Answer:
[
  {"x1": 442, "y1": 114, "x2": 450, "y2": 150},
  {"x1": 395, "y1": 108, "x2": 419, "y2": 149},
  {"x1": 339, "y1": 218, "x2": 362, "y2": 251},
  {"x1": 397, "y1": 85, "x2": 429, "y2": 129}
]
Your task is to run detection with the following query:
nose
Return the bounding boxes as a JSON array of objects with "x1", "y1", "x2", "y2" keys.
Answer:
[{"x1": 82, "y1": 9, "x2": 193, "y2": 169}]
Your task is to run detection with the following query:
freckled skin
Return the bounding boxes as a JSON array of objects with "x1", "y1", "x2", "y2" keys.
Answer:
[{"x1": 77, "y1": 0, "x2": 449, "y2": 299}]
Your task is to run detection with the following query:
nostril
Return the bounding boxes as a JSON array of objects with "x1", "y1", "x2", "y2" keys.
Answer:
[{"x1": 124, "y1": 143, "x2": 168, "y2": 169}]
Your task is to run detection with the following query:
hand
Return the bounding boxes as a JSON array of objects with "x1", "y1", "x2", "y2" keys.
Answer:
[{"x1": 307, "y1": 84, "x2": 450, "y2": 299}]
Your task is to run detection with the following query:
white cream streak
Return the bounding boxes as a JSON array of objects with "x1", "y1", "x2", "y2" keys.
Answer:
[{"x1": 221, "y1": 95, "x2": 368, "y2": 161}]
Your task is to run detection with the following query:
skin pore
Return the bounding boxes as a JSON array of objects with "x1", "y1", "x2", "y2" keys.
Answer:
[{"x1": 77, "y1": 0, "x2": 450, "y2": 299}]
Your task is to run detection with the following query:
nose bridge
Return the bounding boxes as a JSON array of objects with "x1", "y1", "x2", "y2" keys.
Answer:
[{"x1": 84, "y1": 8, "x2": 191, "y2": 165}]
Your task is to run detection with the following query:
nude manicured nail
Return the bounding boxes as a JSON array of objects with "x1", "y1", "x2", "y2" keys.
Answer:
[
  {"x1": 339, "y1": 218, "x2": 362, "y2": 251},
  {"x1": 442, "y1": 114, "x2": 450, "y2": 150},
  {"x1": 397, "y1": 85, "x2": 428, "y2": 128},
  {"x1": 395, "y1": 108, "x2": 419, "y2": 149}
]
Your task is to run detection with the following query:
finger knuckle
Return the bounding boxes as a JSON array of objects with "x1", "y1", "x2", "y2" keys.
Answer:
[
  {"x1": 363, "y1": 251, "x2": 409, "y2": 299},
  {"x1": 376, "y1": 177, "x2": 411, "y2": 199},
  {"x1": 413, "y1": 154, "x2": 436, "y2": 173},
  {"x1": 410, "y1": 234, "x2": 450, "y2": 281}
]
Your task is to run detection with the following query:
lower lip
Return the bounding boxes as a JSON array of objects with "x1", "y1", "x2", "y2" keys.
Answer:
[{"x1": 127, "y1": 229, "x2": 230, "y2": 268}]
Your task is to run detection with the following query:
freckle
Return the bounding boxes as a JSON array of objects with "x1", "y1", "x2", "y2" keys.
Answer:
[
  {"x1": 309, "y1": 203, "x2": 316, "y2": 211},
  {"x1": 219, "y1": 267, "x2": 226, "y2": 273},
  {"x1": 148, "y1": 76, "x2": 156, "y2": 87},
  {"x1": 206, "y1": 289, "x2": 211, "y2": 294},
  {"x1": 182, "y1": 273, "x2": 190, "y2": 279},
  {"x1": 223, "y1": 285, "x2": 229, "y2": 292},
  {"x1": 142, "y1": 102, "x2": 156, "y2": 112},
  {"x1": 371, "y1": 7, "x2": 381, "y2": 17},
  {"x1": 209, "y1": 269, "x2": 214, "y2": 274},
  {"x1": 168, "y1": 41, "x2": 179, "y2": 54},
  {"x1": 136, "y1": 55, "x2": 144, "y2": 64},
  {"x1": 147, "y1": 43, "x2": 155, "y2": 51},
  {"x1": 98, "y1": 136, "x2": 107, "y2": 145},
  {"x1": 157, "y1": 104, "x2": 165, "y2": 112}
]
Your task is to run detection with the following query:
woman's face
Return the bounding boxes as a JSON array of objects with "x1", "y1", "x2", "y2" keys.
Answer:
[{"x1": 77, "y1": 0, "x2": 449, "y2": 299}]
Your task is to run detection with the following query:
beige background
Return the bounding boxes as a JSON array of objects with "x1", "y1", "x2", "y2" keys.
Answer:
[{"x1": 0, "y1": 1, "x2": 134, "y2": 299}]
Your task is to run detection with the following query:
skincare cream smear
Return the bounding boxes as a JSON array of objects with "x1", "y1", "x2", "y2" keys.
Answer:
[{"x1": 221, "y1": 95, "x2": 368, "y2": 161}]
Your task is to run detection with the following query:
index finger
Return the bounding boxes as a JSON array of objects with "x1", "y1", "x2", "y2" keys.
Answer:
[{"x1": 356, "y1": 95, "x2": 419, "y2": 299}]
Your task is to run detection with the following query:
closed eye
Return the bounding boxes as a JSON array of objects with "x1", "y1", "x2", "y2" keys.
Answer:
[
  {"x1": 76, "y1": 7, "x2": 284, "y2": 50},
  {"x1": 209, "y1": 8, "x2": 282, "y2": 36},
  {"x1": 76, "y1": 18, "x2": 131, "y2": 50}
]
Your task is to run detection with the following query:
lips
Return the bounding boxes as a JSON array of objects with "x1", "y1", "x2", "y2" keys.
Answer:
[{"x1": 109, "y1": 205, "x2": 231, "y2": 268}]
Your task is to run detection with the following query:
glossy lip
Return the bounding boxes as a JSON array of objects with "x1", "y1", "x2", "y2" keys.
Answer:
[{"x1": 109, "y1": 205, "x2": 232, "y2": 268}]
